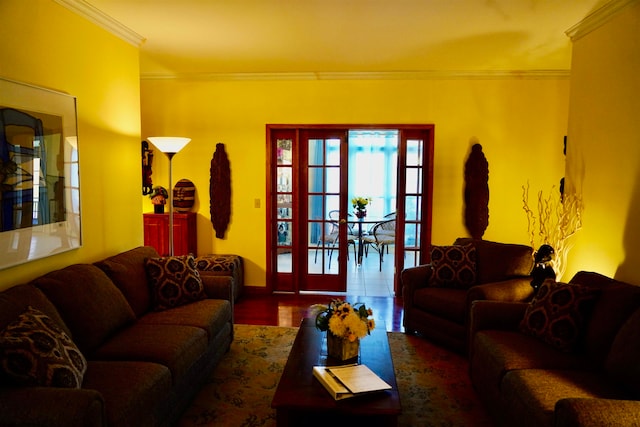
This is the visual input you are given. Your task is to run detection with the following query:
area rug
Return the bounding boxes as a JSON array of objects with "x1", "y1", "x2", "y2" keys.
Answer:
[{"x1": 177, "y1": 324, "x2": 494, "y2": 427}]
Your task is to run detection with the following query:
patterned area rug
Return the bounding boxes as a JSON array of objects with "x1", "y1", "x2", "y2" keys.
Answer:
[{"x1": 177, "y1": 324, "x2": 494, "y2": 427}]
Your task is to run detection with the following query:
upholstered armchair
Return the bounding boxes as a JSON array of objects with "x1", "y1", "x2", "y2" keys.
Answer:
[{"x1": 401, "y1": 238, "x2": 534, "y2": 353}]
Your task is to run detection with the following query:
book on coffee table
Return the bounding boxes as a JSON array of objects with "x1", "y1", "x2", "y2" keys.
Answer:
[{"x1": 313, "y1": 364, "x2": 392, "y2": 400}]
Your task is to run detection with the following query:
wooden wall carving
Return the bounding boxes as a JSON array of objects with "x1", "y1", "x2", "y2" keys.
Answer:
[
  {"x1": 210, "y1": 143, "x2": 231, "y2": 239},
  {"x1": 464, "y1": 143, "x2": 489, "y2": 239}
]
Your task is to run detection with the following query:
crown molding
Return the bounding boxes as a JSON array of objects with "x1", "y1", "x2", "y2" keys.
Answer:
[
  {"x1": 565, "y1": 0, "x2": 638, "y2": 41},
  {"x1": 140, "y1": 69, "x2": 570, "y2": 82},
  {"x1": 54, "y1": 0, "x2": 146, "y2": 47}
]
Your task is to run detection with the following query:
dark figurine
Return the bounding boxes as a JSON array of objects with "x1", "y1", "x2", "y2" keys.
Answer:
[{"x1": 530, "y1": 244, "x2": 556, "y2": 295}]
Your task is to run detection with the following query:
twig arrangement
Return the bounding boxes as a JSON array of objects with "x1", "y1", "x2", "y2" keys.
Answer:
[{"x1": 522, "y1": 182, "x2": 583, "y2": 280}]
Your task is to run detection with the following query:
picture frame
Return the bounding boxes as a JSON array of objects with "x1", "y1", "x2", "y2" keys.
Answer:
[{"x1": 0, "y1": 77, "x2": 81, "y2": 270}]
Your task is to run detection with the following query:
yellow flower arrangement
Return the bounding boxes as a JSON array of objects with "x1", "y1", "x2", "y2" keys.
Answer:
[
  {"x1": 310, "y1": 299, "x2": 375, "y2": 342},
  {"x1": 351, "y1": 196, "x2": 371, "y2": 212}
]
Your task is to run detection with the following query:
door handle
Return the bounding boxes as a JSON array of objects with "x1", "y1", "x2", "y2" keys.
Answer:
[{"x1": 339, "y1": 219, "x2": 347, "y2": 224}]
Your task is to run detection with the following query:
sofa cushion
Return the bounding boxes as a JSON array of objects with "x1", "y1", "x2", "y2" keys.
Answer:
[
  {"x1": 93, "y1": 323, "x2": 207, "y2": 385},
  {"x1": 32, "y1": 264, "x2": 136, "y2": 356},
  {"x1": 429, "y1": 244, "x2": 477, "y2": 289},
  {"x1": 519, "y1": 279, "x2": 600, "y2": 352},
  {"x1": 95, "y1": 246, "x2": 160, "y2": 318},
  {"x1": 145, "y1": 255, "x2": 206, "y2": 311},
  {"x1": 83, "y1": 360, "x2": 172, "y2": 427},
  {"x1": 501, "y1": 369, "x2": 628, "y2": 427},
  {"x1": 455, "y1": 238, "x2": 533, "y2": 283},
  {"x1": 0, "y1": 307, "x2": 87, "y2": 388},
  {"x1": 472, "y1": 330, "x2": 592, "y2": 387},
  {"x1": 137, "y1": 299, "x2": 232, "y2": 342},
  {"x1": 604, "y1": 306, "x2": 640, "y2": 396}
]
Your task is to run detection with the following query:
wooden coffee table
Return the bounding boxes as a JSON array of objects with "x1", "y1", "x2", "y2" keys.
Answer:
[{"x1": 271, "y1": 318, "x2": 401, "y2": 426}]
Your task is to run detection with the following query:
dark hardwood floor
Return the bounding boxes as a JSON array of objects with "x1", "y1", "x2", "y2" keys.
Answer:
[{"x1": 234, "y1": 293, "x2": 405, "y2": 332}]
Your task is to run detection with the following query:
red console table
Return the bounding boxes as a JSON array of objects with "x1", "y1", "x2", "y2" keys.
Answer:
[{"x1": 143, "y1": 212, "x2": 197, "y2": 256}]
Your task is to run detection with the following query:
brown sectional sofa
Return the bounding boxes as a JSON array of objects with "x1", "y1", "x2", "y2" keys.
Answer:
[
  {"x1": 469, "y1": 271, "x2": 640, "y2": 427},
  {"x1": 0, "y1": 246, "x2": 234, "y2": 427}
]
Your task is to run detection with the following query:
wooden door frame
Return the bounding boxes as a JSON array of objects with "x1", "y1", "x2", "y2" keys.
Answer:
[{"x1": 266, "y1": 124, "x2": 434, "y2": 295}]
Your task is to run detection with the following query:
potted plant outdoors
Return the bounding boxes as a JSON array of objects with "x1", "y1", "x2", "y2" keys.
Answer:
[
  {"x1": 310, "y1": 299, "x2": 375, "y2": 361},
  {"x1": 149, "y1": 186, "x2": 169, "y2": 214}
]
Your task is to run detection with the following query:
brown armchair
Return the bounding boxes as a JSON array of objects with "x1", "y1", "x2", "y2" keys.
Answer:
[{"x1": 401, "y1": 238, "x2": 534, "y2": 353}]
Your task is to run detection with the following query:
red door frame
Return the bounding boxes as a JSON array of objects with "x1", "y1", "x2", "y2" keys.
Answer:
[{"x1": 266, "y1": 124, "x2": 434, "y2": 295}]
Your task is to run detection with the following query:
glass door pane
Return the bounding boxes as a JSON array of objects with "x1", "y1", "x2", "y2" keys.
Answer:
[
  {"x1": 304, "y1": 134, "x2": 345, "y2": 291},
  {"x1": 276, "y1": 138, "x2": 293, "y2": 274},
  {"x1": 402, "y1": 136, "x2": 426, "y2": 269}
]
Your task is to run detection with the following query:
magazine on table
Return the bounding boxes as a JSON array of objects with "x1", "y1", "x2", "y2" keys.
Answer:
[{"x1": 312, "y1": 363, "x2": 392, "y2": 400}]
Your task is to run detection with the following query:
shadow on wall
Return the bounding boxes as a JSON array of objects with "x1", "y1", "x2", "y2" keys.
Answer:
[{"x1": 616, "y1": 165, "x2": 640, "y2": 284}]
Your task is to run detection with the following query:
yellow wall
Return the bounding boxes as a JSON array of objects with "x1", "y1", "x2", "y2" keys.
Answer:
[
  {"x1": 565, "y1": 1, "x2": 640, "y2": 282},
  {"x1": 0, "y1": 1, "x2": 578, "y2": 291},
  {"x1": 141, "y1": 77, "x2": 570, "y2": 287},
  {"x1": 0, "y1": 0, "x2": 142, "y2": 290}
]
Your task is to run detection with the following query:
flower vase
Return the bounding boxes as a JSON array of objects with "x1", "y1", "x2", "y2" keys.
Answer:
[
  {"x1": 154, "y1": 204, "x2": 165, "y2": 214},
  {"x1": 355, "y1": 210, "x2": 366, "y2": 219},
  {"x1": 327, "y1": 332, "x2": 359, "y2": 361}
]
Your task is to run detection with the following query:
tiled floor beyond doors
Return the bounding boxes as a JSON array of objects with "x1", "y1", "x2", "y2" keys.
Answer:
[
  {"x1": 277, "y1": 245, "x2": 397, "y2": 297},
  {"x1": 344, "y1": 246, "x2": 395, "y2": 297}
]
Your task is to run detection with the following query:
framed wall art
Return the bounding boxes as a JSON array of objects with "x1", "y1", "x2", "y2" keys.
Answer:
[{"x1": 0, "y1": 77, "x2": 81, "y2": 270}]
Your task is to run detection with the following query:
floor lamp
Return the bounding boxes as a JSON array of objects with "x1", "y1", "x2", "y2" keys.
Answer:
[{"x1": 147, "y1": 137, "x2": 191, "y2": 256}]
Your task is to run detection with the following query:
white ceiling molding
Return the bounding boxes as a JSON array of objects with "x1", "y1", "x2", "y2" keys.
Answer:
[
  {"x1": 54, "y1": 0, "x2": 146, "y2": 47},
  {"x1": 565, "y1": 0, "x2": 638, "y2": 41},
  {"x1": 141, "y1": 70, "x2": 570, "y2": 82}
]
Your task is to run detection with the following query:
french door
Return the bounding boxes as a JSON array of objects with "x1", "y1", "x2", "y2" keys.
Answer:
[{"x1": 266, "y1": 125, "x2": 433, "y2": 295}]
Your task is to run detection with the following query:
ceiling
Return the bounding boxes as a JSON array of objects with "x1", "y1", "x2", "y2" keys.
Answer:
[{"x1": 82, "y1": 0, "x2": 608, "y2": 78}]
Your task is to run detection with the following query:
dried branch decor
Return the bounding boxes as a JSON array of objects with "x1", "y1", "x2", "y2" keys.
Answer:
[{"x1": 522, "y1": 182, "x2": 583, "y2": 280}]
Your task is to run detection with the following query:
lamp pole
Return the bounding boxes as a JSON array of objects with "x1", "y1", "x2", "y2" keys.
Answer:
[
  {"x1": 166, "y1": 151, "x2": 176, "y2": 256},
  {"x1": 147, "y1": 137, "x2": 191, "y2": 257}
]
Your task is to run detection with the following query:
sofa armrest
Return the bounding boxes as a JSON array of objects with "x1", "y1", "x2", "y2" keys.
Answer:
[
  {"x1": 401, "y1": 264, "x2": 434, "y2": 332},
  {"x1": 466, "y1": 277, "x2": 533, "y2": 307},
  {"x1": 555, "y1": 398, "x2": 640, "y2": 427},
  {"x1": 468, "y1": 300, "x2": 529, "y2": 359},
  {"x1": 200, "y1": 273, "x2": 234, "y2": 302},
  {"x1": 0, "y1": 387, "x2": 105, "y2": 427},
  {"x1": 469, "y1": 300, "x2": 528, "y2": 335},
  {"x1": 401, "y1": 264, "x2": 433, "y2": 298}
]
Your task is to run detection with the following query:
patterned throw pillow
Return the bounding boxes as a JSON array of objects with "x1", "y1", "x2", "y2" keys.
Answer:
[
  {"x1": 195, "y1": 254, "x2": 239, "y2": 272},
  {"x1": 429, "y1": 244, "x2": 477, "y2": 288},
  {"x1": 145, "y1": 255, "x2": 206, "y2": 311},
  {"x1": 0, "y1": 306, "x2": 87, "y2": 388},
  {"x1": 519, "y1": 279, "x2": 600, "y2": 352}
]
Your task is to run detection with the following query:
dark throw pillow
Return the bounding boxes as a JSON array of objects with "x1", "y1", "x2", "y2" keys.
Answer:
[
  {"x1": 0, "y1": 306, "x2": 87, "y2": 388},
  {"x1": 519, "y1": 279, "x2": 600, "y2": 352},
  {"x1": 145, "y1": 255, "x2": 206, "y2": 311},
  {"x1": 429, "y1": 244, "x2": 477, "y2": 289}
]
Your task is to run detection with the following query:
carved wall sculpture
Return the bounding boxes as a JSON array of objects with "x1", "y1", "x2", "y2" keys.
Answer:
[
  {"x1": 464, "y1": 143, "x2": 489, "y2": 239},
  {"x1": 142, "y1": 140, "x2": 153, "y2": 196},
  {"x1": 210, "y1": 143, "x2": 231, "y2": 239}
]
